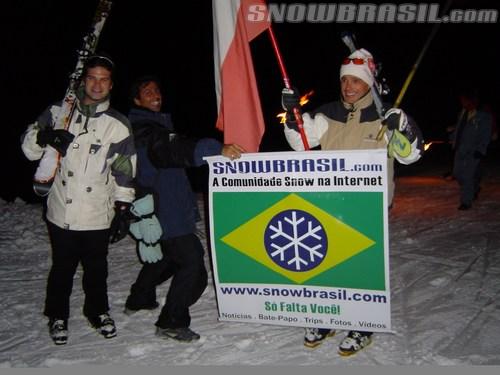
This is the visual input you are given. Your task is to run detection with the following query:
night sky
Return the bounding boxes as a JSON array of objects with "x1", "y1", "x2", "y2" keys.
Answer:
[{"x1": 2, "y1": 0, "x2": 499, "y2": 202}]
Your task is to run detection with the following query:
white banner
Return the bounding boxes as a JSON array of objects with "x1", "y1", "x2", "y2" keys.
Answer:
[{"x1": 204, "y1": 150, "x2": 391, "y2": 332}]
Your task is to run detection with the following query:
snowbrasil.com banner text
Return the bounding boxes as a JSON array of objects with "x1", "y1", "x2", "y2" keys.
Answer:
[
  {"x1": 220, "y1": 285, "x2": 387, "y2": 303},
  {"x1": 218, "y1": 284, "x2": 390, "y2": 331},
  {"x1": 247, "y1": 3, "x2": 498, "y2": 23}
]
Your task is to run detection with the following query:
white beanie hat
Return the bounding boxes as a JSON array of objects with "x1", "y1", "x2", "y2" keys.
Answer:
[{"x1": 339, "y1": 48, "x2": 375, "y2": 87}]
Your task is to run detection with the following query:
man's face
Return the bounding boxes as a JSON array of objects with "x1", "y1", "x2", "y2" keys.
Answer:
[
  {"x1": 459, "y1": 95, "x2": 478, "y2": 111},
  {"x1": 82, "y1": 66, "x2": 113, "y2": 105},
  {"x1": 340, "y1": 75, "x2": 370, "y2": 104},
  {"x1": 134, "y1": 81, "x2": 162, "y2": 112}
]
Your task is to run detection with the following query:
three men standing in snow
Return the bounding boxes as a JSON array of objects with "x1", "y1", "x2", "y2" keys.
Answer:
[{"x1": 22, "y1": 47, "x2": 425, "y2": 356}]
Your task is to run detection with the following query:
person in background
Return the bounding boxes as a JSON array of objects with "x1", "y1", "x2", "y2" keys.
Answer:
[
  {"x1": 21, "y1": 55, "x2": 136, "y2": 345},
  {"x1": 449, "y1": 88, "x2": 492, "y2": 210},
  {"x1": 124, "y1": 75, "x2": 244, "y2": 342},
  {"x1": 281, "y1": 48, "x2": 423, "y2": 355}
]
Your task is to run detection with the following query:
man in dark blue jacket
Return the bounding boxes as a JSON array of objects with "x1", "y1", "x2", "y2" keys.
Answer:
[
  {"x1": 124, "y1": 76, "x2": 244, "y2": 342},
  {"x1": 451, "y1": 89, "x2": 492, "y2": 210}
]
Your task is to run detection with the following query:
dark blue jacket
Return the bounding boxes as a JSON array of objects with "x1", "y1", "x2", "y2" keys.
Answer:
[
  {"x1": 453, "y1": 109, "x2": 492, "y2": 157},
  {"x1": 129, "y1": 107, "x2": 222, "y2": 239}
]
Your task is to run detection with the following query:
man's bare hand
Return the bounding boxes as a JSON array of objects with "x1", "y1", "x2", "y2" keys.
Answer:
[{"x1": 221, "y1": 144, "x2": 246, "y2": 160}]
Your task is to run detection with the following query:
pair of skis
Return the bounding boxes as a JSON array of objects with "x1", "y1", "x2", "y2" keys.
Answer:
[{"x1": 33, "y1": 0, "x2": 113, "y2": 196}]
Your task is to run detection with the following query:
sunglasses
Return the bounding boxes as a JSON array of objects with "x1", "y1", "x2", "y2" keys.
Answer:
[{"x1": 342, "y1": 57, "x2": 368, "y2": 65}]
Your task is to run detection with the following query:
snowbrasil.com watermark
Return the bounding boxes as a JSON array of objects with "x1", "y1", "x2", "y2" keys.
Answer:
[{"x1": 247, "y1": 3, "x2": 498, "y2": 23}]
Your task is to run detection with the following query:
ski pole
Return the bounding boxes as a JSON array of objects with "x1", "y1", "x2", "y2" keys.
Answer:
[
  {"x1": 376, "y1": 0, "x2": 454, "y2": 140},
  {"x1": 267, "y1": 26, "x2": 310, "y2": 151}
]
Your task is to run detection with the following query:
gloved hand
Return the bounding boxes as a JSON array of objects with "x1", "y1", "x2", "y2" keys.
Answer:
[
  {"x1": 109, "y1": 201, "x2": 132, "y2": 244},
  {"x1": 281, "y1": 87, "x2": 302, "y2": 132},
  {"x1": 36, "y1": 128, "x2": 75, "y2": 156},
  {"x1": 281, "y1": 87, "x2": 300, "y2": 111},
  {"x1": 130, "y1": 194, "x2": 155, "y2": 217},
  {"x1": 473, "y1": 150, "x2": 484, "y2": 159},
  {"x1": 383, "y1": 108, "x2": 408, "y2": 132},
  {"x1": 129, "y1": 215, "x2": 163, "y2": 244},
  {"x1": 138, "y1": 242, "x2": 163, "y2": 263}
]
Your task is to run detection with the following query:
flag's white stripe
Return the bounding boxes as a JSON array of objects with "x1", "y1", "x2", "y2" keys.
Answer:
[{"x1": 212, "y1": 0, "x2": 241, "y2": 111}]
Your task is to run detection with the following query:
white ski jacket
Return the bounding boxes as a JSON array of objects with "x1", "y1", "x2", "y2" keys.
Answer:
[{"x1": 22, "y1": 99, "x2": 136, "y2": 230}]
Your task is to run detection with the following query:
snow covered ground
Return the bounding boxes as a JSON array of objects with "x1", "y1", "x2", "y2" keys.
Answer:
[{"x1": 1, "y1": 149, "x2": 500, "y2": 370}]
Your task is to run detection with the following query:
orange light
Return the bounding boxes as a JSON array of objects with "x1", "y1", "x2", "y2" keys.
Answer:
[
  {"x1": 424, "y1": 140, "x2": 445, "y2": 151},
  {"x1": 277, "y1": 112, "x2": 286, "y2": 123},
  {"x1": 277, "y1": 90, "x2": 315, "y2": 124},
  {"x1": 299, "y1": 90, "x2": 314, "y2": 106}
]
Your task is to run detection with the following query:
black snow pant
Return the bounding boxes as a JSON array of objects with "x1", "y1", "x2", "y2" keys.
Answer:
[
  {"x1": 453, "y1": 154, "x2": 482, "y2": 206},
  {"x1": 44, "y1": 221, "x2": 111, "y2": 320},
  {"x1": 126, "y1": 233, "x2": 208, "y2": 329}
]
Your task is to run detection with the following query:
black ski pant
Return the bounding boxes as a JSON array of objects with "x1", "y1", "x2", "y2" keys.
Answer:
[
  {"x1": 453, "y1": 154, "x2": 482, "y2": 205},
  {"x1": 126, "y1": 233, "x2": 208, "y2": 329},
  {"x1": 44, "y1": 221, "x2": 110, "y2": 320}
]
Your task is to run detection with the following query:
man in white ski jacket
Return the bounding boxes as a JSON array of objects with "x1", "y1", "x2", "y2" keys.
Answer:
[{"x1": 21, "y1": 55, "x2": 136, "y2": 345}]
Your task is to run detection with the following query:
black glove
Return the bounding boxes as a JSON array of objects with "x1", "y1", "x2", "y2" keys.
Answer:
[
  {"x1": 281, "y1": 87, "x2": 302, "y2": 133},
  {"x1": 473, "y1": 151, "x2": 484, "y2": 159},
  {"x1": 383, "y1": 108, "x2": 408, "y2": 132},
  {"x1": 284, "y1": 112, "x2": 300, "y2": 132},
  {"x1": 36, "y1": 128, "x2": 74, "y2": 156},
  {"x1": 281, "y1": 87, "x2": 300, "y2": 111},
  {"x1": 383, "y1": 108, "x2": 419, "y2": 143},
  {"x1": 109, "y1": 201, "x2": 133, "y2": 244}
]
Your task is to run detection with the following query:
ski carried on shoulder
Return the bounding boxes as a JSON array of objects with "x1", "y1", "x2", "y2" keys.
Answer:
[{"x1": 33, "y1": 0, "x2": 113, "y2": 196}]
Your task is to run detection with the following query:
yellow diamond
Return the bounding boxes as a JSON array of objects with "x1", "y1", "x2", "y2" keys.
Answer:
[{"x1": 221, "y1": 194, "x2": 375, "y2": 284}]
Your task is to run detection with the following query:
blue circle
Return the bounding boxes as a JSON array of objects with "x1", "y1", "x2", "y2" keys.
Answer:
[{"x1": 264, "y1": 209, "x2": 327, "y2": 272}]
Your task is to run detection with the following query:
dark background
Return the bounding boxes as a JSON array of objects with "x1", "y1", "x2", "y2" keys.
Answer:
[{"x1": 2, "y1": 0, "x2": 499, "y2": 202}]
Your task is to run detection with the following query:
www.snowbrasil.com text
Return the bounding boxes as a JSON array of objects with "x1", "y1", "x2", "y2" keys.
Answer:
[{"x1": 220, "y1": 286, "x2": 387, "y2": 304}]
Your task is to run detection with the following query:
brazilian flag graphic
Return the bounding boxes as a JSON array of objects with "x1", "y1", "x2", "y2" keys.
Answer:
[{"x1": 213, "y1": 191, "x2": 385, "y2": 290}]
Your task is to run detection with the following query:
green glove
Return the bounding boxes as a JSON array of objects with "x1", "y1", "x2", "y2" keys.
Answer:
[
  {"x1": 129, "y1": 215, "x2": 163, "y2": 244},
  {"x1": 129, "y1": 221, "x2": 142, "y2": 240},
  {"x1": 138, "y1": 242, "x2": 163, "y2": 263},
  {"x1": 387, "y1": 130, "x2": 412, "y2": 159},
  {"x1": 130, "y1": 194, "x2": 155, "y2": 217}
]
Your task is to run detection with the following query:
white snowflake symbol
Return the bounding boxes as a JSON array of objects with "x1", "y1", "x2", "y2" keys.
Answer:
[{"x1": 264, "y1": 209, "x2": 327, "y2": 272}]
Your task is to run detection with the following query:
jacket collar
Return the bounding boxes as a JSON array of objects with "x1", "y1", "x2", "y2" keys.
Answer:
[
  {"x1": 341, "y1": 90, "x2": 374, "y2": 112},
  {"x1": 128, "y1": 107, "x2": 173, "y2": 131},
  {"x1": 75, "y1": 87, "x2": 110, "y2": 117}
]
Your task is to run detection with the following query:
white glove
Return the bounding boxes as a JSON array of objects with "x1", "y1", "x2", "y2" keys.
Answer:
[
  {"x1": 383, "y1": 108, "x2": 408, "y2": 132},
  {"x1": 138, "y1": 242, "x2": 163, "y2": 263},
  {"x1": 129, "y1": 215, "x2": 163, "y2": 244},
  {"x1": 130, "y1": 194, "x2": 155, "y2": 217}
]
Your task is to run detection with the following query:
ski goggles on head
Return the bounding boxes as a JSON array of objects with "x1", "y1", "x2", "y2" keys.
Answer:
[{"x1": 342, "y1": 57, "x2": 368, "y2": 65}]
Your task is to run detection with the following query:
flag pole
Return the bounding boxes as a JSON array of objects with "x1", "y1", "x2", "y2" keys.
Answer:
[{"x1": 267, "y1": 26, "x2": 310, "y2": 151}]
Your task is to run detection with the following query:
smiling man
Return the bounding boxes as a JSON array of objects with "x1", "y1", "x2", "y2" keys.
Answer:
[
  {"x1": 124, "y1": 75, "x2": 244, "y2": 343},
  {"x1": 281, "y1": 48, "x2": 423, "y2": 355},
  {"x1": 21, "y1": 55, "x2": 136, "y2": 345}
]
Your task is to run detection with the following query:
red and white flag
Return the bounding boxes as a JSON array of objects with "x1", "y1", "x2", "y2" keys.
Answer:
[{"x1": 213, "y1": 0, "x2": 270, "y2": 152}]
